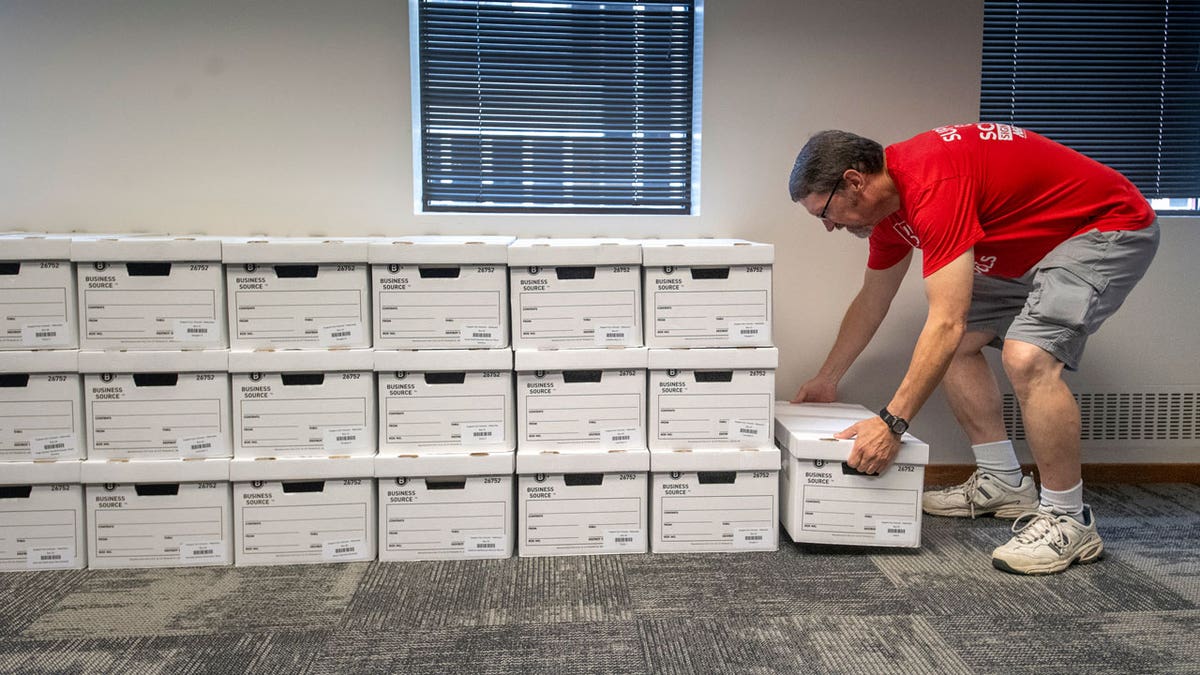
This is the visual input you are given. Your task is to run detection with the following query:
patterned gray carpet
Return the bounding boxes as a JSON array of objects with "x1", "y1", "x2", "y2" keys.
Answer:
[{"x1": 2, "y1": 483, "x2": 1198, "y2": 674}]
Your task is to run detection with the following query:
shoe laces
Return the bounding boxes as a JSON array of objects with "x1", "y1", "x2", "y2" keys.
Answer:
[
  {"x1": 957, "y1": 470, "x2": 984, "y2": 518},
  {"x1": 1010, "y1": 511, "x2": 1068, "y2": 548}
]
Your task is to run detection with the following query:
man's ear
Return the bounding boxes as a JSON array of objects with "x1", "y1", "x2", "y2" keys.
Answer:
[{"x1": 843, "y1": 169, "x2": 868, "y2": 192}]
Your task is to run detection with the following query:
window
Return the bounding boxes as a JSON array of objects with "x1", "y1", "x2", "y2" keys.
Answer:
[
  {"x1": 412, "y1": 0, "x2": 702, "y2": 215},
  {"x1": 981, "y1": 0, "x2": 1200, "y2": 214}
]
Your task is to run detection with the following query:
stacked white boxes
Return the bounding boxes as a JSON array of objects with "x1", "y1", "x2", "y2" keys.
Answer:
[
  {"x1": 371, "y1": 235, "x2": 516, "y2": 561},
  {"x1": 0, "y1": 233, "x2": 78, "y2": 350},
  {"x1": 642, "y1": 239, "x2": 780, "y2": 553},
  {"x1": 774, "y1": 402, "x2": 929, "y2": 548}
]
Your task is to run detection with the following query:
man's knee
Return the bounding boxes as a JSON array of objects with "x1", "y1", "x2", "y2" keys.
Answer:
[{"x1": 1002, "y1": 340, "x2": 1064, "y2": 391}]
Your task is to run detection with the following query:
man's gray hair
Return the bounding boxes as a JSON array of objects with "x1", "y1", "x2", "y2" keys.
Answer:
[{"x1": 788, "y1": 130, "x2": 885, "y2": 202}]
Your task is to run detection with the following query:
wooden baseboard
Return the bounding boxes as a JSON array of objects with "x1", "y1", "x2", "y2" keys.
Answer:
[{"x1": 925, "y1": 463, "x2": 1200, "y2": 486}]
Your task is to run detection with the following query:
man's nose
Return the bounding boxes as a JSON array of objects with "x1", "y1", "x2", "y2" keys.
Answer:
[{"x1": 823, "y1": 220, "x2": 836, "y2": 232}]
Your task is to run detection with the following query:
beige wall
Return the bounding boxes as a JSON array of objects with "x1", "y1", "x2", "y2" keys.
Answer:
[{"x1": 1, "y1": 0, "x2": 1195, "y2": 462}]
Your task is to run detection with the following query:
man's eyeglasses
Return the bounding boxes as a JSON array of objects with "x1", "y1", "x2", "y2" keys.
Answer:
[
  {"x1": 819, "y1": 175, "x2": 842, "y2": 220},
  {"x1": 816, "y1": 174, "x2": 844, "y2": 219}
]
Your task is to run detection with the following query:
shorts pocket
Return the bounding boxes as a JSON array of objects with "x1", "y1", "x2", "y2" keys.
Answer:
[{"x1": 1026, "y1": 264, "x2": 1105, "y2": 333}]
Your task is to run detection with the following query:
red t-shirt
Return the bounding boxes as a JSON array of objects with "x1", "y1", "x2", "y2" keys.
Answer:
[{"x1": 868, "y1": 124, "x2": 1155, "y2": 278}]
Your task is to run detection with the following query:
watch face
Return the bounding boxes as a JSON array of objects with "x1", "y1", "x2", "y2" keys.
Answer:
[{"x1": 892, "y1": 419, "x2": 909, "y2": 435}]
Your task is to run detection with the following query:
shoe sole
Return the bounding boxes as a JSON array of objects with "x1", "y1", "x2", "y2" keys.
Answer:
[
  {"x1": 922, "y1": 503, "x2": 1037, "y2": 519},
  {"x1": 991, "y1": 540, "x2": 1105, "y2": 576}
]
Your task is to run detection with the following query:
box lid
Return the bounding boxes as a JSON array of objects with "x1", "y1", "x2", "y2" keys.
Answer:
[
  {"x1": 650, "y1": 446, "x2": 780, "y2": 472},
  {"x1": 507, "y1": 238, "x2": 642, "y2": 266},
  {"x1": 82, "y1": 458, "x2": 232, "y2": 483},
  {"x1": 516, "y1": 446, "x2": 649, "y2": 474},
  {"x1": 648, "y1": 347, "x2": 778, "y2": 370},
  {"x1": 0, "y1": 350, "x2": 79, "y2": 374},
  {"x1": 514, "y1": 347, "x2": 647, "y2": 371},
  {"x1": 0, "y1": 460, "x2": 82, "y2": 485},
  {"x1": 374, "y1": 348, "x2": 512, "y2": 372},
  {"x1": 374, "y1": 450, "x2": 514, "y2": 477},
  {"x1": 368, "y1": 236, "x2": 514, "y2": 264},
  {"x1": 229, "y1": 456, "x2": 374, "y2": 482},
  {"x1": 774, "y1": 414, "x2": 930, "y2": 465},
  {"x1": 221, "y1": 237, "x2": 371, "y2": 263},
  {"x1": 0, "y1": 233, "x2": 74, "y2": 260},
  {"x1": 78, "y1": 350, "x2": 228, "y2": 373},
  {"x1": 775, "y1": 401, "x2": 875, "y2": 420},
  {"x1": 70, "y1": 235, "x2": 223, "y2": 262},
  {"x1": 640, "y1": 239, "x2": 775, "y2": 266},
  {"x1": 228, "y1": 349, "x2": 374, "y2": 373}
]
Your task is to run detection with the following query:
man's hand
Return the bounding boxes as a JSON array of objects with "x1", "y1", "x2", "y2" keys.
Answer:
[
  {"x1": 792, "y1": 376, "x2": 838, "y2": 403},
  {"x1": 834, "y1": 416, "x2": 901, "y2": 475}
]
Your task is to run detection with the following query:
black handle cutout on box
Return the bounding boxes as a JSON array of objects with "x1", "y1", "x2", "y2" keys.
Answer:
[
  {"x1": 0, "y1": 374, "x2": 30, "y2": 388},
  {"x1": 698, "y1": 471, "x2": 737, "y2": 485},
  {"x1": 562, "y1": 370, "x2": 603, "y2": 384},
  {"x1": 133, "y1": 373, "x2": 179, "y2": 387},
  {"x1": 0, "y1": 262, "x2": 20, "y2": 275},
  {"x1": 564, "y1": 473, "x2": 604, "y2": 487},
  {"x1": 282, "y1": 480, "x2": 326, "y2": 493},
  {"x1": 556, "y1": 266, "x2": 596, "y2": 280},
  {"x1": 425, "y1": 478, "x2": 467, "y2": 490},
  {"x1": 694, "y1": 371, "x2": 733, "y2": 383},
  {"x1": 425, "y1": 372, "x2": 466, "y2": 385},
  {"x1": 419, "y1": 266, "x2": 461, "y2": 279},
  {"x1": 841, "y1": 462, "x2": 879, "y2": 477},
  {"x1": 126, "y1": 262, "x2": 172, "y2": 277},
  {"x1": 135, "y1": 483, "x2": 180, "y2": 496},
  {"x1": 281, "y1": 373, "x2": 325, "y2": 386},
  {"x1": 0, "y1": 485, "x2": 33, "y2": 499},
  {"x1": 274, "y1": 264, "x2": 319, "y2": 279},
  {"x1": 691, "y1": 267, "x2": 730, "y2": 280}
]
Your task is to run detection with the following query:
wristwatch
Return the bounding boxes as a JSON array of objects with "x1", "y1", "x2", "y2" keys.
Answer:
[{"x1": 879, "y1": 407, "x2": 909, "y2": 436}]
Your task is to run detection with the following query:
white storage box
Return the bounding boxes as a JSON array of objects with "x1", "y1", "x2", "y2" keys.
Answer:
[
  {"x1": 515, "y1": 348, "x2": 647, "y2": 452},
  {"x1": 0, "y1": 233, "x2": 78, "y2": 350},
  {"x1": 508, "y1": 238, "x2": 642, "y2": 349},
  {"x1": 230, "y1": 456, "x2": 376, "y2": 566},
  {"x1": 0, "y1": 351, "x2": 84, "y2": 461},
  {"x1": 376, "y1": 450, "x2": 514, "y2": 561},
  {"x1": 80, "y1": 350, "x2": 231, "y2": 460},
  {"x1": 0, "y1": 461, "x2": 86, "y2": 571},
  {"x1": 774, "y1": 403, "x2": 929, "y2": 548},
  {"x1": 516, "y1": 447, "x2": 649, "y2": 557},
  {"x1": 229, "y1": 349, "x2": 376, "y2": 458},
  {"x1": 648, "y1": 347, "x2": 777, "y2": 450},
  {"x1": 82, "y1": 458, "x2": 233, "y2": 569},
  {"x1": 72, "y1": 236, "x2": 226, "y2": 350},
  {"x1": 375, "y1": 349, "x2": 514, "y2": 453},
  {"x1": 642, "y1": 239, "x2": 773, "y2": 348},
  {"x1": 370, "y1": 236, "x2": 513, "y2": 349},
  {"x1": 223, "y1": 237, "x2": 371, "y2": 350}
]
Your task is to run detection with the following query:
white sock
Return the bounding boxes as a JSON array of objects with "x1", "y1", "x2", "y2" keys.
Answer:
[
  {"x1": 1039, "y1": 480, "x2": 1085, "y2": 520},
  {"x1": 972, "y1": 440, "x2": 1023, "y2": 487}
]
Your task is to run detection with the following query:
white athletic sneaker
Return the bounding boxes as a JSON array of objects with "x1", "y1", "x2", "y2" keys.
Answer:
[
  {"x1": 991, "y1": 505, "x2": 1105, "y2": 575},
  {"x1": 922, "y1": 469, "x2": 1038, "y2": 519}
]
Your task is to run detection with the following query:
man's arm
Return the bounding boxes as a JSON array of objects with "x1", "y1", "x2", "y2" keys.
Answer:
[
  {"x1": 793, "y1": 252, "x2": 912, "y2": 402},
  {"x1": 838, "y1": 249, "x2": 975, "y2": 474}
]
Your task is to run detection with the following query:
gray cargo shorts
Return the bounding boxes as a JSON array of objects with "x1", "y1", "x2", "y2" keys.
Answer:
[{"x1": 967, "y1": 221, "x2": 1160, "y2": 371}]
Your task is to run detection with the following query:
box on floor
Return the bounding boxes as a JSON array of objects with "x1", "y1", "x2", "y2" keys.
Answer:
[{"x1": 0, "y1": 461, "x2": 86, "y2": 571}]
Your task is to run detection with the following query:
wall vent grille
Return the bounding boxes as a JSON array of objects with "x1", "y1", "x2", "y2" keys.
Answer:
[{"x1": 1003, "y1": 391, "x2": 1199, "y2": 445}]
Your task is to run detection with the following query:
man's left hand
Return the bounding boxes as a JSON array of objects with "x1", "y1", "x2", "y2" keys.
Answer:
[{"x1": 834, "y1": 416, "x2": 901, "y2": 475}]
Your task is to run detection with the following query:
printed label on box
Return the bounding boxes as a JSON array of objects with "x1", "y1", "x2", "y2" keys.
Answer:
[
  {"x1": 177, "y1": 433, "x2": 222, "y2": 457},
  {"x1": 604, "y1": 529, "x2": 642, "y2": 549},
  {"x1": 180, "y1": 541, "x2": 225, "y2": 562},
  {"x1": 322, "y1": 538, "x2": 365, "y2": 561},
  {"x1": 27, "y1": 546, "x2": 74, "y2": 569},
  {"x1": 874, "y1": 519, "x2": 916, "y2": 544},
  {"x1": 730, "y1": 321, "x2": 768, "y2": 344},
  {"x1": 464, "y1": 535, "x2": 506, "y2": 557},
  {"x1": 319, "y1": 322, "x2": 362, "y2": 347},
  {"x1": 29, "y1": 433, "x2": 76, "y2": 460},
  {"x1": 323, "y1": 425, "x2": 366, "y2": 452},
  {"x1": 594, "y1": 324, "x2": 634, "y2": 346},
  {"x1": 602, "y1": 427, "x2": 638, "y2": 448},
  {"x1": 734, "y1": 527, "x2": 774, "y2": 548},
  {"x1": 460, "y1": 324, "x2": 501, "y2": 346},
  {"x1": 729, "y1": 418, "x2": 768, "y2": 442},
  {"x1": 461, "y1": 422, "x2": 502, "y2": 445},
  {"x1": 173, "y1": 319, "x2": 218, "y2": 343},
  {"x1": 21, "y1": 322, "x2": 70, "y2": 347}
]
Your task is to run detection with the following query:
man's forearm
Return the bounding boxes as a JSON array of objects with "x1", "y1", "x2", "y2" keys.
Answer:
[
  {"x1": 887, "y1": 316, "x2": 965, "y2": 421},
  {"x1": 816, "y1": 290, "x2": 890, "y2": 382}
]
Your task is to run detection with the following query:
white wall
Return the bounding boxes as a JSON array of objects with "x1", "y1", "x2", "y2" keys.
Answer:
[{"x1": 1, "y1": 0, "x2": 1195, "y2": 462}]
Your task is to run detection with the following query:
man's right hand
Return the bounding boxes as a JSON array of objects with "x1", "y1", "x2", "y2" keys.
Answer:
[{"x1": 792, "y1": 376, "x2": 838, "y2": 403}]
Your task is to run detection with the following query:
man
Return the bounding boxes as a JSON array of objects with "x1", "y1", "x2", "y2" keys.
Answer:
[{"x1": 788, "y1": 124, "x2": 1159, "y2": 575}]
